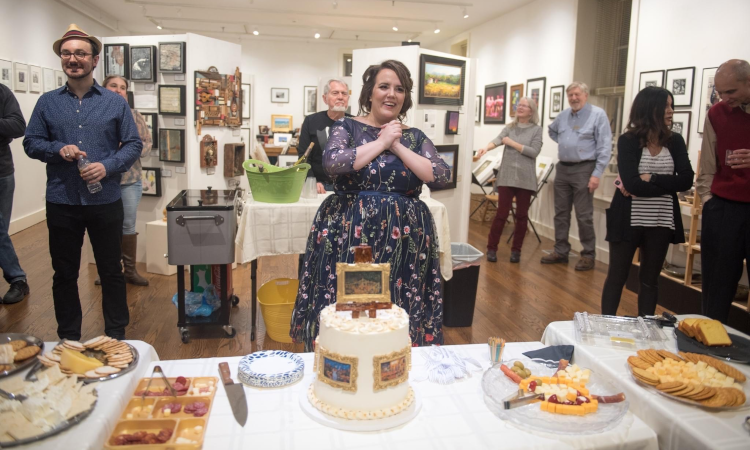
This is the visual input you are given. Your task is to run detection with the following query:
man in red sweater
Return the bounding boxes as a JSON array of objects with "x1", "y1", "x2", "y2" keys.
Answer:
[{"x1": 696, "y1": 59, "x2": 750, "y2": 323}]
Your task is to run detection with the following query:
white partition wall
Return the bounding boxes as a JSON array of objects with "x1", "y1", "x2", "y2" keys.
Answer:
[{"x1": 352, "y1": 46, "x2": 473, "y2": 243}]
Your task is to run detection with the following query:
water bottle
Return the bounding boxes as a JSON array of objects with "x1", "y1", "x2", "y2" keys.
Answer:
[{"x1": 77, "y1": 157, "x2": 103, "y2": 194}]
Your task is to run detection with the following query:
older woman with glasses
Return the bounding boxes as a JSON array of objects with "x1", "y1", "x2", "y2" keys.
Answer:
[{"x1": 476, "y1": 97, "x2": 543, "y2": 263}]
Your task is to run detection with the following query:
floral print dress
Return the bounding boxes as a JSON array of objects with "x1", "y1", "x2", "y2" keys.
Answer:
[{"x1": 290, "y1": 118, "x2": 452, "y2": 351}]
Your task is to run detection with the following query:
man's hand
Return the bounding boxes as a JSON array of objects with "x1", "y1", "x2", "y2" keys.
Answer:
[
  {"x1": 588, "y1": 176, "x2": 600, "y2": 193},
  {"x1": 80, "y1": 162, "x2": 107, "y2": 183},
  {"x1": 640, "y1": 173, "x2": 651, "y2": 182},
  {"x1": 59, "y1": 145, "x2": 87, "y2": 162},
  {"x1": 727, "y1": 148, "x2": 750, "y2": 169},
  {"x1": 316, "y1": 182, "x2": 326, "y2": 194}
]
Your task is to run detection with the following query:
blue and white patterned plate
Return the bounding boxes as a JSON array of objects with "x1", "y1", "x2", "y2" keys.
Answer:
[{"x1": 238, "y1": 350, "x2": 305, "y2": 388}]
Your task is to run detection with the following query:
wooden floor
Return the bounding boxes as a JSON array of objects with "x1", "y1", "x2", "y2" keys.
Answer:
[{"x1": 0, "y1": 218, "x2": 664, "y2": 360}]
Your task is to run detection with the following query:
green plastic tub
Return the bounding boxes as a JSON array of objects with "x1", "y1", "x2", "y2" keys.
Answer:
[{"x1": 242, "y1": 159, "x2": 310, "y2": 203}]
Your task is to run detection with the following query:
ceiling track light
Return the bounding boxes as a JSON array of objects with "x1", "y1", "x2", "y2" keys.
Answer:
[
  {"x1": 253, "y1": 29, "x2": 259, "y2": 35},
  {"x1": 463, "y1": 8, "x2": 469, "y2": 19},
  {"x1": 434, "y1": 24, "x2": 440, "y2": 34},
  {"x1": 314, "y1": 32, "x2": 321, "y2": 39},
  {"x1": 148, "y1": 17, "x2": 162, "y2": 30},
  {"x1": 392, "y1": 21, "x2": 398, "y2": 32}
]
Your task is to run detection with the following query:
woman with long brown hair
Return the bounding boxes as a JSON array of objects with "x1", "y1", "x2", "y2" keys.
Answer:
[{"x1": 601, "y1": 86, "x2": 694, "y2": 316}]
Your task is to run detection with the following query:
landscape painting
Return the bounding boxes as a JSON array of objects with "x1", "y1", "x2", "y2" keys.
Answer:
[{"x1": 419, "y1": 54, "x2": 465, "y2": 106}]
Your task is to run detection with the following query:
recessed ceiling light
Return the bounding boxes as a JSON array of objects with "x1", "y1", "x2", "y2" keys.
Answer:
[
  {"x1": 463, "y1": 8, "x2": 469, "y2": 19},
  {"x1": 408, "y1": 38, "x2": 412, "y2": 42},
  {"x1": 393, "y1": 21, "x2": 398, "y2": 31},
  {"x1": 434, "y1": 27, "x2": 440, "y2": 34},
  {"x1": 314, "y1": 32, "x2": 321, "y2": 39},
  {"x1": 157, "y1": 24, "x2": 163, "y2": 30},
  {"x1": 347, "y1": 58, "x2": 352, "y2": 62},
  {"x1": 253, "y1": 29, "x2": 259, "y2": 36}
]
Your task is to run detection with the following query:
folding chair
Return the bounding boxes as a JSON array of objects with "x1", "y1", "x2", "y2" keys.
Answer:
[
  {"x1": 470, "y1": 173, "x2": 497, "y2": 219},
  {"x1": 507, "y1": 163, "x2": 555, "y2": 244}
]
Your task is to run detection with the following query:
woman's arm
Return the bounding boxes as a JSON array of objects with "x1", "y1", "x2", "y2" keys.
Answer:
[
  {"x1": 475, "y1": 129, "x2": 509, "y2": 159},
  {"x1": 505, "y1": 126, "x2": 543, "y2": 159},
  {"x1": 133, "y1": 110, "x2": 152, "y2": 156},
  {"x1": 401, "y1": 133, "x2": 452, "y2": 189},
  {"x1": 650, "y1": 134, "x2": 695, "y2": 193},
  {"x1": 617, "y1": 134, "x2": 672, "y2": 197},
  {"x1": 323, "y1": 120, "x2": 400, "y2": 177}
]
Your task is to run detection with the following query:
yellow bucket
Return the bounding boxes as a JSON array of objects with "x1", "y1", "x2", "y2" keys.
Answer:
[{"x1": 258, "y1": 278, "x2": 299, "y2": 343}]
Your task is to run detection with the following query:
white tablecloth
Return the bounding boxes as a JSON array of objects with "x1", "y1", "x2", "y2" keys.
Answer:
[
  {"x1": 235, "y1": 193, "x2": 454, "y2": 281},
  {"x1": 542, "y1": 316, "x2": 750, "y2": 450},
  {"x1": 0, "y1": 340, "x2": 159, "y2": 450},
  {"x1": 145, "y1": 343, "x2": 657, "y2": 450}
]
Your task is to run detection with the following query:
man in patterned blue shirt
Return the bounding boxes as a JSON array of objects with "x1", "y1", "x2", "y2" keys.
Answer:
[{"x1": 23, "y1": 25, "x2": 142, "y2": 340}]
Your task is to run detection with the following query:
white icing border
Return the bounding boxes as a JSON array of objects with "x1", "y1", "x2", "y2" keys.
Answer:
[{"x1": 308, "y1": 383, "x2": 414, "y2": 420}]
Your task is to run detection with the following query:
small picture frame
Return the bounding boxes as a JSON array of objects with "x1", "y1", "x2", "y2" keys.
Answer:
[
  {"x1": 484, "y1": 82, "x2": 507, "y2": 125},
  {"x1": 277, "y1": 155, "x2": 298, "y2": 167},
  {"x1": 549, "y1": 85, "x2": 565, "y2": 120},
  {"x1": 317, "y1": 345, "x2": 358, "y2": 392},
  {"x1": 141, "y1": 113, "x2": 158, "y2": 149},
  {"x1": 141, "y1": 167, "x2": 162, "y2": 197},
  {"x1": 473, "y1": 153, "x2": 502, "y2": 185},
  {"x1": 433, "y1": 144, "x2": 458, "y2": 191},
  {"x1": 373, "y1": 347, "x2": 411, "y2": 391},
  {"x1": 671, "y1": 111, "x2": 692, "y2": 148},
  {"x1": 271, "y1": 114, "x2": 293, "y2": 133},
  {"x1": 271, "y1": 87, "x2": 289, "y2": 103},
  {"x1": 242, "y1": 83, "x2": 251, "y2": 119},
  {"x1": 54, "y1": 70, "x2": 65, "y2": 88},
  {"x1": 638, "y1": 70, "x2": 665, "y2": 91},
  {"x1": 474, "y1": 95, "x2": 481, "y2": 123},
  {"x1": 526, "y1": 77, "x2": 546, "y2": 124},
  {"x1": 29, "y1": 65, "x2": 42, "y2": 93},
  {"x1": 43, "y1": 67, "x2": 55, "y2": 93},
  {"x1": 200, "y1": 134, "x2": 218, "y2": 168},
  {"x1": 158, "y1": 85, "x2": 186, "y2": 116},
  {"x1": 698, "y1": 67, "x2": 719, "y2": 133},
  {"x1": 104, "y1": 43, "x2": 130, "y2": 79},
  {"x1": 259, "y1": 125, "x2": 270, "y2": 135},
  {"x1": 444, "y1": 110, "x2": 459, "y2": 135},
  {"x1": 159, "y1": 128, "x2": 185, "y2": 163},
  {"x1": 666, "y1": 67, "x2": 695, "y2": 107},
  {"x1": 130, "y1": 45, "x2": 157, "y2": 82},
  {"x1": 509, "y1": 83, "x2": 524, "y2": 118},
  {"x1": 336, "y1": 262, "x2": 391, "y2": 304},
  {"x1": 273, "y1": 133, "x2": 292, "y2": 146},
  {"x1": 304, "y1": 85, "x2": 317, "y2": 115},
  {"x1": 158, "y1": 42, "x2": 186, "y2": 74},
  {"x1": 0, "y1": 59, "x2": 13, "y2": 89},
  {"x1": 13, "y1": 63, "x2": 28, "y2": 92}
]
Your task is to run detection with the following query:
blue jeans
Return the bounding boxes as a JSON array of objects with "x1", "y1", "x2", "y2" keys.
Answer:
[
  {"x1": 120, "y1": 181, "x2": 142, "y2": 235},
  {"x1": 0, "y1": 174, "x2": 26, "y2": 284}
]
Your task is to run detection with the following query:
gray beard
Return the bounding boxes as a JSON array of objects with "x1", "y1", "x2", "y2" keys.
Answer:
[{"x1": 331, "y1": 106, "x2": 347, "y2": 112}]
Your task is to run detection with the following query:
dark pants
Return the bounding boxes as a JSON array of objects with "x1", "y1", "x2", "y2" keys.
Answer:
[
  {"x1": 554, "y1": 161, "x2": 596, "y2": 258},
  {"x1": 0, "y1": 174, "x2": 25, "y2": 285},
  {"x1": 487, "y1": 186, "x2": 533, "y2": 252},
  {"x1": 46, "y1": 200, "x2": 127, "y2": 340},
  {"x1": 601, "y1": 226, "x2": 672, "y2": 316},
  {"x1": 701, "y1": 196, "x2": 750, "y2": 323}
]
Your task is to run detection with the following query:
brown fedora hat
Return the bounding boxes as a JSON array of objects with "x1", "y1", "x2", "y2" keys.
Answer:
[{"x1": 52, "y1": 24, "x2": 103, "y2": 56}]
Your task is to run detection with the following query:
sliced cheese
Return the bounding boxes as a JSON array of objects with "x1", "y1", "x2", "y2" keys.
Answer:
[{"x1": 59, "y1": 348, "x2": 103, "y2": 375}]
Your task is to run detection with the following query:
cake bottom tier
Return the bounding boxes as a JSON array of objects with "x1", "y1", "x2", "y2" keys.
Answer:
[{"x1": 307, "y1": 383, "x2": 415, "y2": 420}]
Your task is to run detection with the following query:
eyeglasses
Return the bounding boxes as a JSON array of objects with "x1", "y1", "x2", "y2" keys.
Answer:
[{"x1": 59, "y1": 51, "x2": 93, "y2": 60}]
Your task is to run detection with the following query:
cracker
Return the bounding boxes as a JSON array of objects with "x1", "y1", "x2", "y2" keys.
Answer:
[
  {"x1": 0, "y1": 364, "x2": 11, "y2": 372},
  {"x1": 9, "y1": 340, "x2": 28, "y2": 352},
  {"x1": 656, "y1": 350, "x2": 683, "y2": 361},
  {"x1": 655, "y1": 381, "x2": 683, "y2": 391},
  {"x1": 637, "y1": 350, "x2": 661, "y2": 365},
  {"x1": 84, "y1": 369, "x2": 101, "y2": 379},
  {"x1": 698, "y1": 355, "x2": 747, "y2": 383},
  {"x1": 44, "y1": 352, "x2": 61, "y2": 362},
  {"x1": 82, "y1": 336, "x2": 106, "y2": 348},
  {"x1": 14, "y1": 345, "x2": 40, "y2": 362},
  {"x1": 690, "y1": 386, "x2": 717, "y2": 401},
  {"x1": 94, "y1": 366, "x2": 121, "y2": 375},
  {"x1": 627, "y1": 356, "x2": 652, "y2": 370},
  {"x1": 632, "y1": 367, "x2": 659, "y2": 385}
]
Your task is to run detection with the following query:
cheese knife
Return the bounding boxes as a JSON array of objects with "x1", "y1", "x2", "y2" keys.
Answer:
[
  {"x1": 219, "y1": 362, "x2": 248, "y2": 427},
  {"x1": 503, "y1": 389, "x2": 545, "y2": 410}
]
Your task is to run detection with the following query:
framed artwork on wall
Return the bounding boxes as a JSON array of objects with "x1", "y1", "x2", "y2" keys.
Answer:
[
  {"x1": 665, "y1": 67, "x2": 695, "y2": 107},
  {"x1": 274, "y1": 133, "x2": 293, "y2": 146},
  {"x1": 29, "y1": 65, "x2": 42, "y2": 93},
  {"x1": 433, "y1": 144, "x2": 459, "y2": 191},
  {"x1": 474, "y1": 95, "x2": 481, "y2": 123},
  {"x1": 43, "y1": 67, "x2": 55, "y2": 92},
  {"x1": 13, "y1": 63, "x2": 28, "y2": 92},
  {"x1": 158, "y1": 42, "x2": 186, "y2": 73},
  {"x1": 483, "y1": 82, "x2": 506, "y2": 125},
  {"x1": 271, "y1": 87, "x2": 289, "y2": 103},
  {"x1": 671, "y1": 111, "x2": 691, "y2": 148},
  {"x1": 277, "y1": 155, "x2": 297, "y2": 167},
  {"x1": 104, "y1": 43, "x2": 130, "y2": 79},
  {"x1": 509, "y1": 84, "x2": 524, "y2": 118},
  {"x1": 127, "y1": 91, "x2": 134, "y2": 108},
  {"x1": 158, "y1": 85, "x2": 186, "y2": 116},
  {"x1": 159, "y1": 128, "x2": 185, "y2": 163},
  {"x1": 271, "y1": 114, "x2": 293, "y2": 133},
  {"x1": 418, "y1": 53, "x2": 466, "y2": 106},
  {"x1": 304, "y1": 86, "x2": 317, "y2": 116},
  {"x1": 130, "y1": 45, "x2": 157, "y2": 82},
  {"x1": 141, "y1": 167, "x2": 162, "y2": 197},
  {"x1": 141, "y1": 113, "x2": 158, "y2": 149},
  {"x1": 549, "y1": 85, "x2": 565, "y2": 120},
  {"x1": 444, "y1": 111, "x2": 459, "y2": 135},
  {"x1": 473, "y1": 153, "x2": 502, "y2": 185},
  {"x1": 194, "y1": 67, "x2": 242, "y2": 128},
  {"x1": 526, "y1": 77, "x2": 546, "y2": 124},
  {"x1": 0, "y1": 59, "x2": 12, "y2": 89},
  {"x1": 242, "y1": 83, "x2": 251, "y2": 119},
  {"x1": 698, "y1": 67, "x2": 719, "y2": 133},
  {"x1": 54, "y1": 70, "x2": 65, "y2": 88},
  {"x1": 638, "y1": 70, "x2": 664, "y2": 91}
]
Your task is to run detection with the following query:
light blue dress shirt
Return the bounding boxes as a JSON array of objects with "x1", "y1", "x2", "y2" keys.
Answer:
[{"x1": 548, "y1": 103, "x2": 612, "y2": 178}]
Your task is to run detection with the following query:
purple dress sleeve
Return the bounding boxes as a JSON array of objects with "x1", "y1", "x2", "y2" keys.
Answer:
[
  {"x1": 323, "y1": 120, "x2": 357, "y2": 177},
  {"x1": 417, "y1": 132, "x2": 452, "y2": 190}
]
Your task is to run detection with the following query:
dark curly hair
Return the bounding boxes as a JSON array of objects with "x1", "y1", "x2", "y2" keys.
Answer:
[
  {"x1": 625, "y1": 86, "x2": 674, "y2": 148},
  {"x1": 357, "y1": 60, "x2": 413, "y2": 122}
]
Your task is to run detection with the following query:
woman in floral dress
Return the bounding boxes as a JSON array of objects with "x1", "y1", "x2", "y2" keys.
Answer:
[{"x1": 290, "y1": 60, "x2": 451, "y2": 351}]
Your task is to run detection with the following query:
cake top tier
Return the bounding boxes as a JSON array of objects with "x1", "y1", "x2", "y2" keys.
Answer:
[{"x1": 321, "y1": 303, "x2": 409, "y2": 334}]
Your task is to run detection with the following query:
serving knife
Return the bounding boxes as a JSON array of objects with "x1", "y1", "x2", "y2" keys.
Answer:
[
  {"x1": 503, "y1": 389, "x2": 545, "y2": 410},
  {"x1": 219, "y1": 362, "x2": 248, "y2": 427}
]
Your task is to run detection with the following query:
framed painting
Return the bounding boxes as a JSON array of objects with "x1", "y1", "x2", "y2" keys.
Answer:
[
  {"x1": 194, "y1": 68, "x2": 242, "y2": 127},
  {"x1": 418, "y1": 53, "x2": 466, "y2": 106},
  {"x1": 13, "y1": 63, "x2": 28, "y2": 92},
  {"x1": 159, "y1": 128, "x2": 185, "y2": 163},
  {"x1": 54, "y1": 70, "x2": 65, "y2": 88},
  {"x1": 665, "y1": 67, "x2": 695, "y2": 107},
  {"x1": 433, "y1": 144, "x2": 459, "y2": 191},
  {"x1": 130, "y1": 45, "x2": 157, "y2": 82},
  {"x1": 526, "y1": 77, "x2": 546, "y2": 123},
  {"x1": 483, "y1": 82, "x2": 506, "y2": 125},
  {"x1": 509, "y1": 84, "x2": 524, "y2": 118},
  {"x1": 141, "y1": 113, "x2": 158, "y2": 149},
  {"x1": 373, "y1": 347, "x2": 411, "y2": 391},
  {"x1": 271, "y1": 114, "x2": 293, "y2": 133},
  {"x1": 158, "y1": 85, "x2": 186, "y2": 116},
  {"x1": 0, "y1": 59, "x2": 12, "y2": 89},
  {"x1": 444, "y1": 111, "x2": 459, "y2": 135},
  {"x1": 698, "y1": 67, "x2": 719, "y2": 133},
  {"x1": 671, "y1": 111, "x2": 691, "y2": 148},
  {"x1": 104, "y1": 43, "x2": 129, "y2": 79},
  {"x1": 549, "y1": 85, "x2": 565, "y2": 120},
  {"x1": 271, "y1": 87, "x2": 289, "y2": 103},
  {"x1": 316, "y1": 345, "x2": 358, "y2": 392},
  {"x1": 29, "y1": 65, "x2": 42, "y2": 93},
  {"x1": 141, "y1": 167, "x2": 162, "y2": 197},
  {"x1": 473, "y1": 153, "x2": 502, "y2": 185},
  {"x1": 242, "y1": 83, "x2": 251, "y2": 119},
  {"x1": 277, "y1": 155, "x2": 298, "y2": 167},
  {"x1": 474, "y1": 95, "x2": 481, "y2": 123},
  {"x1": 304, "y1": 85, "x2": 317, "y2": 116},
  {"x1": 638, "y1": 70, "x2": 664, "y2": 91},
  {"x1": 273, "y1": 133, "x2": 292, "y2": 146},
  {"x1": 43, "y1": 67, "x2": 55, "y2": 92},
  {"x1": 336, "y1": 262, "x2": 391, "y2": 304},
  {"x1": 158, "y1": 42, "x2": 186, "y2": 73}
]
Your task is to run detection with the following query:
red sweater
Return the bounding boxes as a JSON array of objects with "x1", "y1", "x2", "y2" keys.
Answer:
[{"x1": 708, "y1": 102, "x2": 750, "y2": 202}]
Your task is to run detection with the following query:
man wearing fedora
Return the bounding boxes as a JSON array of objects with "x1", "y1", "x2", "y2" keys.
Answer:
[{"x1": 23, "y1": 24, "x2": 142, "y2": 340}]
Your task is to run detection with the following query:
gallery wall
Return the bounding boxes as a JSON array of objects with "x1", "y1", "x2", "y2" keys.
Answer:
[{"x1": 0, "y1": 0, "x2": 120, "y2": 234}]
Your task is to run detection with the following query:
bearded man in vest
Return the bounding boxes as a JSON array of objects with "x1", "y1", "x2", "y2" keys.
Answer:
[{"x1": 696, "y1": 59, "x2": 750, "y2": 324}]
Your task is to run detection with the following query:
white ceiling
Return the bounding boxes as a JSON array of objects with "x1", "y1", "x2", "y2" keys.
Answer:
[{"x1": 72, "y1": 0, "x2": 532, "y2": 47}]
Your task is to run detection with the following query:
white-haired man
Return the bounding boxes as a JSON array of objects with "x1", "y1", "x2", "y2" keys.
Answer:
[
  {"x1": 297, "y1": 78, "x2": 352, "y2": 192},
  {"x1": 543, "y1": 82, "x2": 612, "y2": 271}
]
